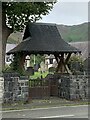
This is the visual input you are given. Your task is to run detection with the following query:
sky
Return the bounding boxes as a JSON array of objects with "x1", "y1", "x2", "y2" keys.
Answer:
[{"x1": 38, "y1": 0, "x2": 89, "y2": 25}]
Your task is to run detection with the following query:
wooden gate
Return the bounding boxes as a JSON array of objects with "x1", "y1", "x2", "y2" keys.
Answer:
[
  {"x1": 29, "y1": 75, "x2": 59, "y2": 99},
  {"x1": 49, "y1": 79, "x2": 58, "y2": 96},
  {"x1": 29, "y1": 79, "x2": 50, "y2": 99}
]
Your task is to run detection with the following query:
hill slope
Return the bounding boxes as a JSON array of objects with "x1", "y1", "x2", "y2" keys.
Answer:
[
  {"x1": 7, "y1": 32, "x2": 22, "y2": 44},
  {"x1": 57, "y1": 22, "x2": 88, "y2": 42},
  {"x1": 7, "y1": 22, "x2": 88, "y2": 44}
]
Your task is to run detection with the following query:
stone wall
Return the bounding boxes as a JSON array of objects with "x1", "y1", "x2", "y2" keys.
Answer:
[
  {"x1": 58, "y1": 74, "x2": 88, "y2": 101},
  {"x1": 3, "y1": 73, "x2": 89, "y2": 102},
  {"x1": 44, "y1": 73, "x2": 88, "y2": 101},
  {"x1": 3, "y1": 73, "x2": 29, "y2": 103}
]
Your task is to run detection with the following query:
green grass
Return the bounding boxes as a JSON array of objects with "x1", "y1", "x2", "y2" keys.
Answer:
[{"x1": 30, "y1": 71, "x2": 49, "y2": 79}]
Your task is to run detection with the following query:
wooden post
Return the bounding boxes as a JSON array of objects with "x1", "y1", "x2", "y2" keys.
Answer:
[
  {"x1": 60, "y1": 53, "x2": 64, "y2": 73},
  {"x1": 19, "y1": 52, "x2": 26, "y2": 73},
  {"x1": 55, "y1": 53, "x2": 65, "y2": 73},
  {"x1": 54, "y1": 54, "x2": 59, "y2": 63},
  {"x1": 54, "y1": 53, "x2": 72, "y2": 74},
  {"x1": 65, "y1": 53, "x2": 72, "y2": 64},
  {"x1": 64, "y1": 53, "x2": 72, "y2": 74}
]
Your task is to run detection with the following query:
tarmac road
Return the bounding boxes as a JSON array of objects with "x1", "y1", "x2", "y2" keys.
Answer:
[{"x1": 2, "y1": 105, "x2": 88, "y2": 119}]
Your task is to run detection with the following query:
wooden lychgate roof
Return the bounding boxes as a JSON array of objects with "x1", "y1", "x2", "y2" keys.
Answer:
[{"x1": 7, "y1": 22, "x2": 80, "y2": 55}]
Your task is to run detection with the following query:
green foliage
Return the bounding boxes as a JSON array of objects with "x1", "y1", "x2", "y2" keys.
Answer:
[
  {"x1": 30, "y1": 71, "x2": 48, "y2": 79},
  {"x1": 10, "y1": 53, "x2": 25, "y2": 75},
  {"x1": 3, "y1": 2, "x2": 55, "y2": 31},
  {"x1": 30, "y1": 54, "x2": 45, "y2": 67},
  {"x1": 2, "y1": 64, "x2": 11, "y2": 73},
  {"x1": 68, "y1": 55, "x2": 84, "y2": 74},
  {"x1": 69, "y1": 55, "x2": 83, "y2": 63},
  {"x1": 49, "y1": 67, "x2": 55, "y2": 73}
]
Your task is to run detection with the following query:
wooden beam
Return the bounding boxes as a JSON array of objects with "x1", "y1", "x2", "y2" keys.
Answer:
[
  {"x1": 54, "y1": 54, "x2": 59, "y2": 63},
  {"x1": 55, "y1": 53, "x2": 65, "y2": 73},
  {"x1": 54, "y1": 53, "x2": 72, "y2": 74},
  {"x1": 65, "y1": 53, "x2": 72, "y2": 64}
]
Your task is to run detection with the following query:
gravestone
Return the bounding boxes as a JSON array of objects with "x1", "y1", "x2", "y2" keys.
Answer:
[
  {"x1": 40, "y1": 62, "x2": 46, "y2": 72},
  {"x1": 26, "y1": 67, "x2": 34, "y2": 75}
]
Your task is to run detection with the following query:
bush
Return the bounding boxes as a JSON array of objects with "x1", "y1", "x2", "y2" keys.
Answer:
[{"x1": 49, "y1": 67, "x2": 55, "y2": 73}]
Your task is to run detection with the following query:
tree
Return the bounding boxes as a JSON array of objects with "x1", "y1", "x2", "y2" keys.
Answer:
[
  {"x1": 0, "y1": 2, "x2": 55, "y2": 74},
  {"x1": 68, "y1": 55, "x2": 84, "y2": 74},
  {"x1": 30, "y1": 54, "x2": 45, "y2": 67}
]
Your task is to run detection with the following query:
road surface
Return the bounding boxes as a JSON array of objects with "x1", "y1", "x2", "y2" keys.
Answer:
[{"x1": 2, "y1": 105, "x2": 88, "y2": 119}]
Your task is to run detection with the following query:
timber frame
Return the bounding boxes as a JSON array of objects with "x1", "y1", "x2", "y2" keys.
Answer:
[
  {"x1": 54, "y1": 53, "x2": 72, "y2": 74},
  {"x1": 7, "y1": 23, "x2": 81, "y2": 74}
]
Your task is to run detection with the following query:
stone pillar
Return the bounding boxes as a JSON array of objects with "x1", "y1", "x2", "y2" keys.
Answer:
[
  {"x1": 0, "y1": 4, "x2": 3, "y2": 119},
  {"x1": 0, "y1": 77, "x2": 3, "y2": 120},
  {"x1": 0, "y1": 2, "x2": 2, "y2": 75}
]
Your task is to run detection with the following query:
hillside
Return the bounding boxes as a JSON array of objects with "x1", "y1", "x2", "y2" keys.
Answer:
[
  {"x1": 7, "y1": 22, "x2": 88, "y2": 44},
  {"x1": 57, "y1": 22, "x2": 88, "y2": 42},
  {"x1": 7, "y1": 32, "x2": 22, "y2": 44}
]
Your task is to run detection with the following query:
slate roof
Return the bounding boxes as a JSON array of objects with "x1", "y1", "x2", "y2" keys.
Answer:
[
  {"x1": 7, "y1": 23, "x2": 80, "y2": 55},
  {"x1": 69, "y1": 41, "x2": 89, "y2": 60}
]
